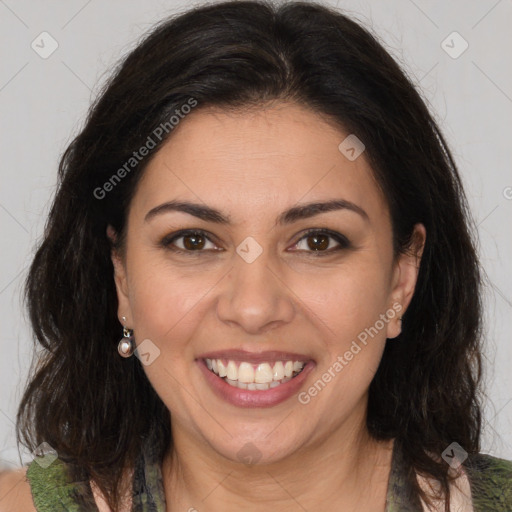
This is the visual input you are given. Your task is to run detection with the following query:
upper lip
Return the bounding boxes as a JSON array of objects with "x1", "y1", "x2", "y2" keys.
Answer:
[{"x1": 196, "y1": 349, "x2": 313, "y2": 364}]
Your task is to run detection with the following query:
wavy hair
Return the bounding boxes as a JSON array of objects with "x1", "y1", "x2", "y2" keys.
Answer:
[{"x1": 17, "y1": 1, "x2": 483, "y2": 510}]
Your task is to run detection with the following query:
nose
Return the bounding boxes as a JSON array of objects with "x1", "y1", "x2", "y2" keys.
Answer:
[{"x1": 216, "y1": 249, "x2": 296, "y2": 335}]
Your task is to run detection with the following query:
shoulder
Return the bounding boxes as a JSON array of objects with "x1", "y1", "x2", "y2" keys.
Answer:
[
  {"x1": 464, "y1": 452, "x2": 512, "y2": 509},
  {"x1": 0, "y1": 467, "x2": 37, "y2": 512},
  {"x1": 23, "y1": 455, "x2": 100, "y2": 511},
  {"x1": 0, "y1": 456, "x2": 100, "y2": 512}
]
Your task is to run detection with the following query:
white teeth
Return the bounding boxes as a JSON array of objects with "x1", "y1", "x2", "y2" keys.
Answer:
[
  {"x1": 204, "y1": 357, "x2": 306, "y2": 389},
  {"x1": 238, "y1": 362, "x2": 255, "y2": 383},
  {"x1": 272, "y1": 361, "x2": 285, "y2": 381},
  {"x1": 255, "y1": 363, "x2": 273, "y2": 384},
  {"x1": 226, "y1": 379, "x2": 248, "y2": 389},
  {"x1": 227, "y1": 361, "x2": 237, "y2": 380},
  {"x1": 293, "y1": 361, "x2": 303, "y2": 372},
  {"x1": 223, "y1": 375, "x2": 294, "y2": 390},
  {"x1": 217, "y1": 360, "x2": 227, "y2": 378}
]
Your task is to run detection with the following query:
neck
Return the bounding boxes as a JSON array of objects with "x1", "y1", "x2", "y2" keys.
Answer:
[{"x1": 162, "y1": 418, "x2": 394, "y2": 511}]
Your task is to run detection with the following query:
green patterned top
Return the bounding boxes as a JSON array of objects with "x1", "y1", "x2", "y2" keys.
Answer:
[{"x1": 26, "y1": 438, "x2": 512, "y2": 511}]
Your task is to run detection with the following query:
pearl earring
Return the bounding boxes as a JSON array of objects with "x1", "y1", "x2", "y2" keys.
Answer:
[{"x1": 118, "y1": 317, "x2": 135, "y2": 357}]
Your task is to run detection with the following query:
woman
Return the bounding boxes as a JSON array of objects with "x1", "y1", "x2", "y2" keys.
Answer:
[{"x1": 0, "y1": 1, "x2": 511, "y2": 510}]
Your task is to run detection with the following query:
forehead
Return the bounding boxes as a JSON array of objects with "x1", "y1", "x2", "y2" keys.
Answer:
[{"x1": 130, "y1": 102, "x2": 388, "y2": 225}]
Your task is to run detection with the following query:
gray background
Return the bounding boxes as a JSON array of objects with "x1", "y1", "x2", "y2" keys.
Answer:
[{"x1": 1, "y1": 0, "x2": 511, "y2": 470}]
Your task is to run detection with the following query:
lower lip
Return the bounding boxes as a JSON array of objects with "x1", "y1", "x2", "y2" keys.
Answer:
[{"x1": 197, "y1": 359, "x2": 315, "y2": 408}]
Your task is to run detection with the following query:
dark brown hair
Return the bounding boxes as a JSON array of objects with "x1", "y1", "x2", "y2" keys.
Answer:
[{"x1": 17, "y1": 1, "x2": 483, "y2": 510}]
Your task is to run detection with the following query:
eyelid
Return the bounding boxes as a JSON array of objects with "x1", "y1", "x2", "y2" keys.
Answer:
[
  {"x1": 160, "y1": 229, "x2": 221, "y2": 251},
  {"x1": 161, "y1": 228, "x2": 351, "y2": 256},
  {"x1": 289, "y1": 228, "x2": 351, "y2": 253}
]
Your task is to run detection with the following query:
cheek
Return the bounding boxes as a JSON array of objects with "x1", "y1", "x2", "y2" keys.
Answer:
[
  {"x1": 291, "y1": 257, "x2": 392, "y2": 398},
  {"x1": 298, "y1": 270, "x2": 390, "y2": 400},
  {"x1": 126, "y1": 256, "x2": 213, "y2": 349},
  {"x1": 291, "y1": 259, "x2": 392, "y2": 341}
]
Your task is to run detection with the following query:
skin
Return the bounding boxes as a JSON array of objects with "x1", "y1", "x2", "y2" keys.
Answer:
[
  {"x1": 109, "y1": 101, "x2": 426, "y2": 511},
  {"x1": 0, "y1": 103, "x2": 426, "y2": 512},
  {"x1": 0, "y1": 470, "x2": 35, "y2": 512},
  {"x1": 0, "y1": 101, "x2": 426, "y2": 512}
]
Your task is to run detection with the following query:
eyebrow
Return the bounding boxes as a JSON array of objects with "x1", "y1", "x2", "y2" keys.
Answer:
[{"x1": 144, "y1": 198, "x2": 369, "y2": 225}]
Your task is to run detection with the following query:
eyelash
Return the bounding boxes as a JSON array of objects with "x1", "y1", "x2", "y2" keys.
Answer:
[{"x1": 160, "y1": 228, "x2": 351, "y2": 256}]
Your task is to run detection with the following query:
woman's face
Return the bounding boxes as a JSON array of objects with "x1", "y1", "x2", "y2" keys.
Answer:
[{"x1": 111, "y1": 102, "x2": 424, "y2": 465}]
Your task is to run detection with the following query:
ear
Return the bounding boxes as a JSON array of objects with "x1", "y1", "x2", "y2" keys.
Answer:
[
  {"x1": 107, "y1": 225, "x2": 133, "y2": 326},
  {"x1": 386, "y1": 223, "x2": 426, "y2": 339}
]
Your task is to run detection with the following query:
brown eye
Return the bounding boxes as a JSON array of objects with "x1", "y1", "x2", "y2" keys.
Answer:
[
  {"x1": 162, "y1": 230, "x2": 218, "y2": 253},
  {"x1": 306, "y1": 233, "x2": 330, "y2": 251},
  {"x1": 182, "y1": 232, "x2": 206, "y2": 250},
  {"x1": 291, "y1": 229, "x2": 350, "y2": 254}
]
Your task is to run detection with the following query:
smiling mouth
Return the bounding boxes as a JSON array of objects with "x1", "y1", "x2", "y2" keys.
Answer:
[{"x1": 204, "y1": 358, "x2": 306, "y2": 390}]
